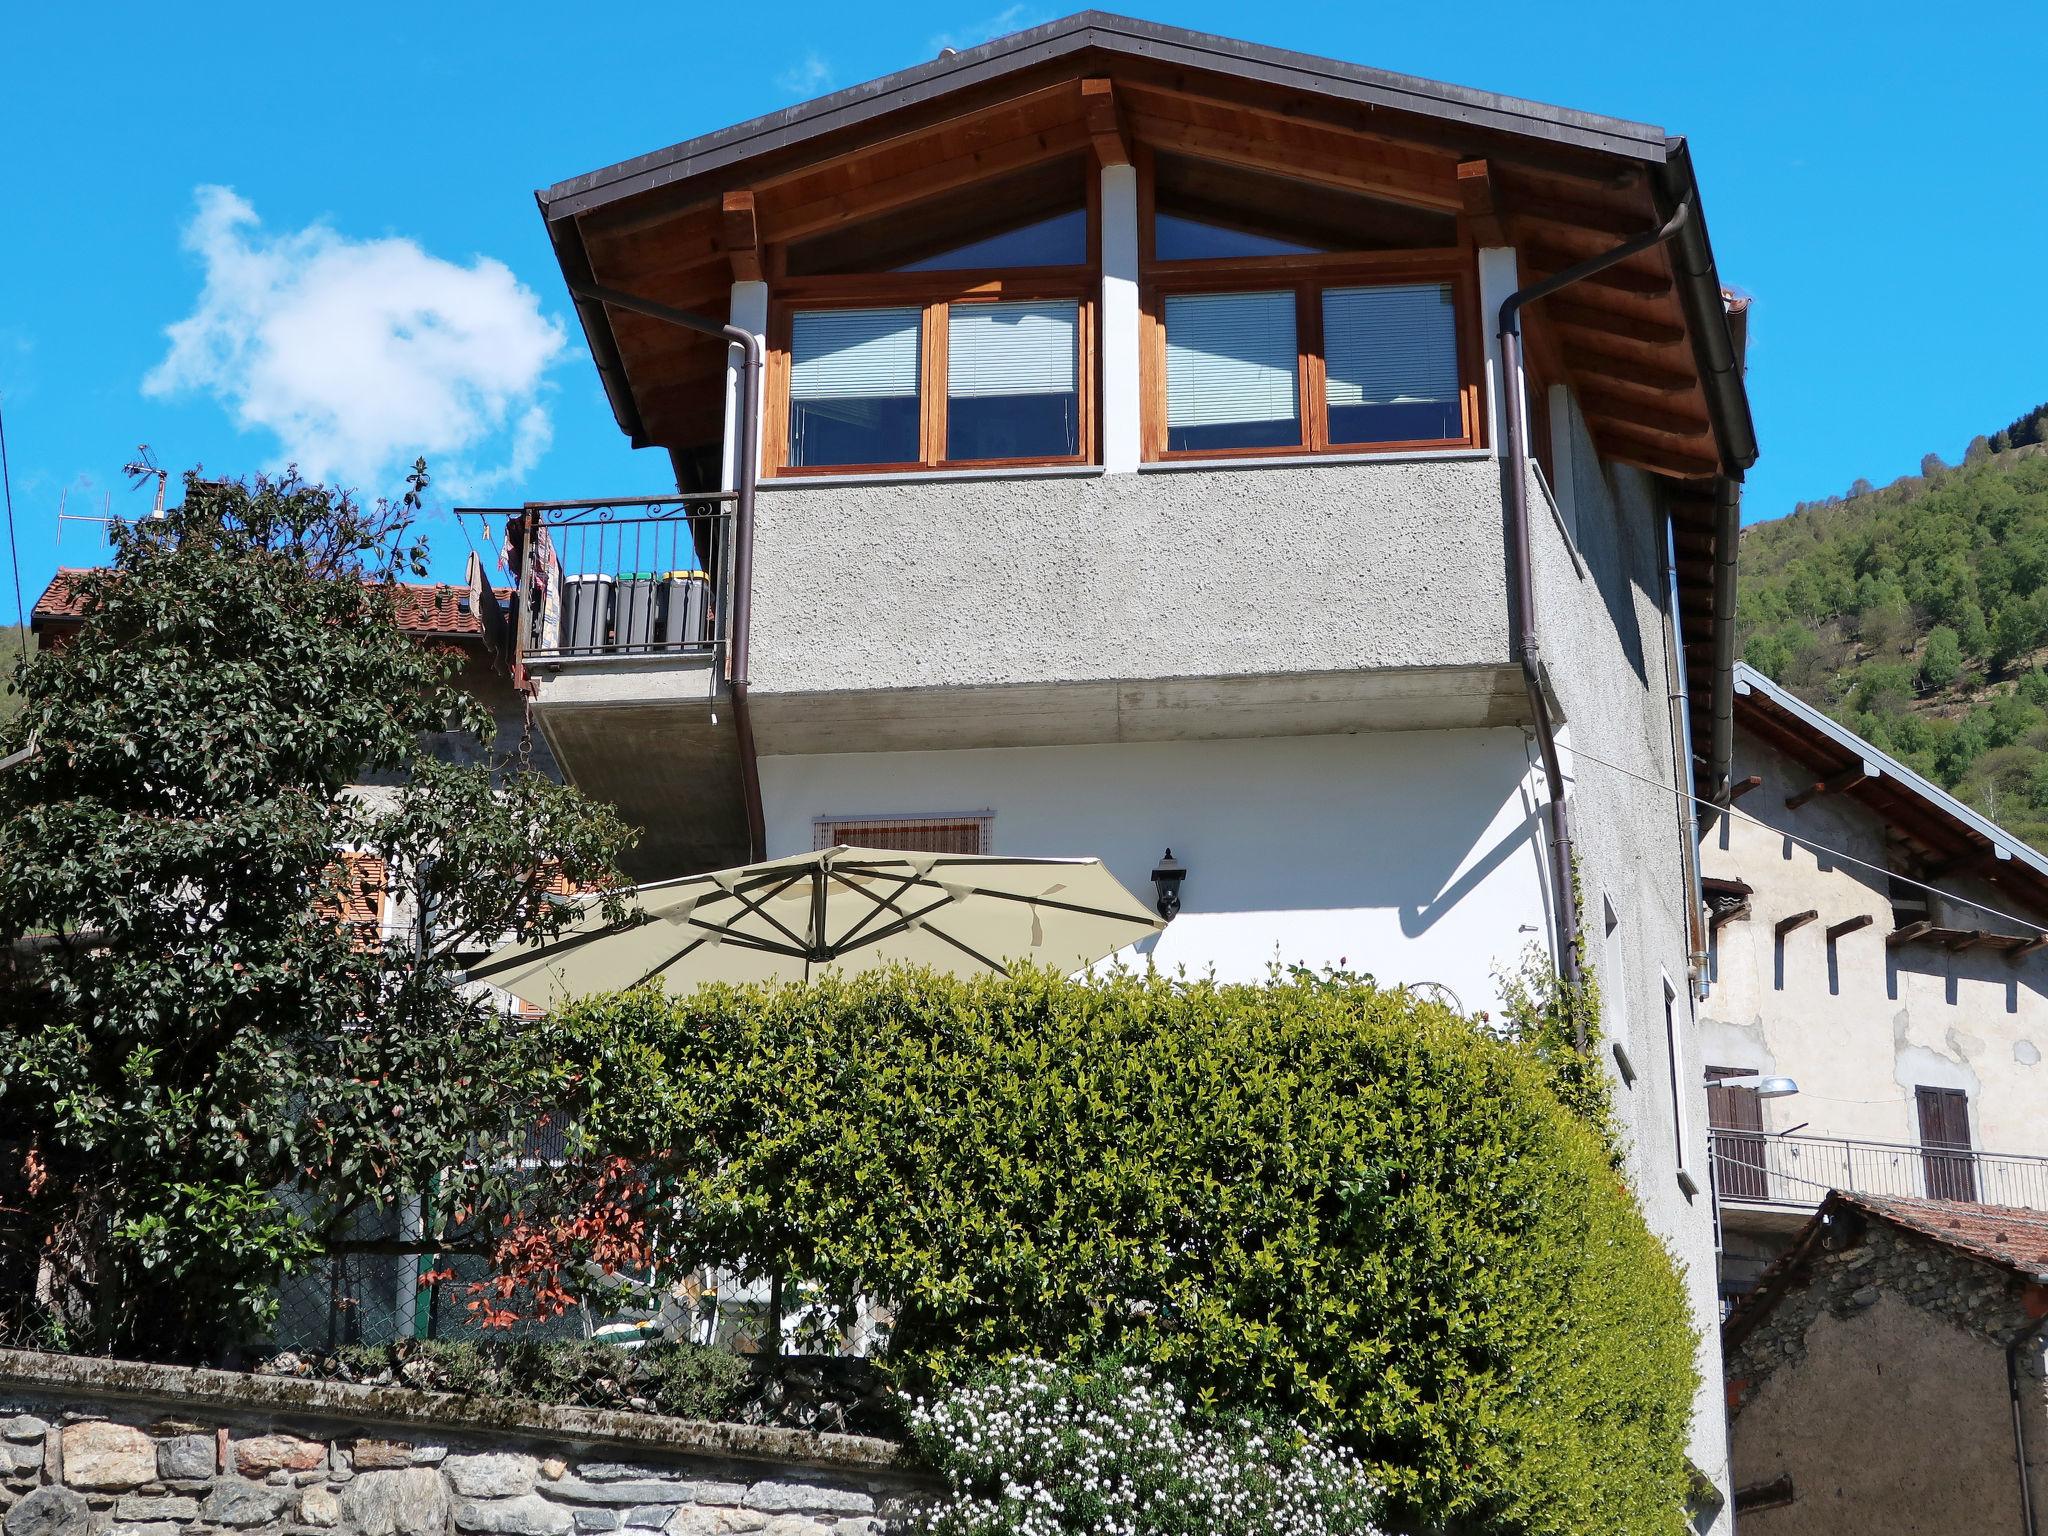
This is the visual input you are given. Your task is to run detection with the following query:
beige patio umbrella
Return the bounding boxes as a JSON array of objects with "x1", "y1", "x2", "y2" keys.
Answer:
[{"x1": 469, "y1": 845, "x2": 1165, "y2": 1004}]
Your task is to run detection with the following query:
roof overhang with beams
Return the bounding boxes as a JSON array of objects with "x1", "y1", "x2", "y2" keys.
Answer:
[
  {"x1": 1733, "y1": 661, "x2": 2048, "y2": 927},
  {"x1": 536, "y1": 12, "x2": 1758, "y2": 758},
  {"x1": 538, "y1": 11, "x2": 1754, "y2": 479}
]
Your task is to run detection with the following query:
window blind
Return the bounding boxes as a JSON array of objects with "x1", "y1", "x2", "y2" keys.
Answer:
[
  {"x1": 790, "y1": 307, "x2": 921, "y2": 399},
  {"x1": 1322, "y1": 283, "x2": 1459, "y2": 407},
  {"x1": 1164, "y1": 291, "x2": 1298, "y2": 428},
  {"x1": 947, "y1": 301, "x2": 1078, "y2": 398}
]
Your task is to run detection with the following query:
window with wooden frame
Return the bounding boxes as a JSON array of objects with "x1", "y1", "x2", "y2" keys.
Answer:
[
  {"x1": 1137, "y1": 149, "x2": 1482, "y2": 461},
  {"x1": 769, "y1": 287, "x2": 1096, "y2": 473},
  {"x1": 765, "y1": 160, "x2": 1099, "y2": 476}
]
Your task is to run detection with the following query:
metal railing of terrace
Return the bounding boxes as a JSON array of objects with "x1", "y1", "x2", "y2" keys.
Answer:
[{"x1": 1709, "y1": 1129, "x2": 2048, "y2": 1212}]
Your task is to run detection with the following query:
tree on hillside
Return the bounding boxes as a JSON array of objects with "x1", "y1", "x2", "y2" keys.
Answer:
[
  {"x1": 1918, "y1": 626, "x2": 1962, "y2": 692},
  {"x1": 0, "y1": 469, "x2": 632, "y2": 1359}
]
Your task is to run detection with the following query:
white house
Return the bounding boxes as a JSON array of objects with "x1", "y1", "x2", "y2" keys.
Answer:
[
  {"x1": 1700, "y1": 662, "x2": 2048, "y2": 1304},
  {"x1": 472, "y1": 14, "x2": 1759, "y2": 1521}
]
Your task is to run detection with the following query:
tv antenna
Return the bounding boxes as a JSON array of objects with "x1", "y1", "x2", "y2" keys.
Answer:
[{"x1": 122, "y1": 446, "x2": 168, "y2": 518}]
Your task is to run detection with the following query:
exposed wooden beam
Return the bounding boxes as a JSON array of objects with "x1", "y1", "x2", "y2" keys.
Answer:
[
  {"x1": 1923, "y1": 848, "x2": 1996, "y2": 879},
  {"x1": 759, "y1": 117, "x2": 1093, "y2": 244},
  {"x1": 1549, "y1": 301, "x2": 1688, "y2": 349},
  {"x1": 1785, "y1": 766, "x2": 1871, "y2": 811},
  {"x1": 1506, "y1": 191, "x2": 1648, "y2": 239},
  {"x1": 1944, "y1": 929, "x2": 1986, "y2": 952},
  {"x1": 1726, "y1": 774, "x2": 1763, "y2": 802},
  {"x1": 1592, "y1": 434, "x2": 1719, "y2": 480},
  {"x1": 1522, "y1": 246, "x2": 1672, "y2": 299},
  {"x1": 1120, "y1": 99, "x2": 1463, "y2": 211},
  {"x1": 1887, "y1": 920, "x2": 1935, "y2": 947},
  {"x1": 1579, "y1": 390, "x2": 1712, "y2": 441},
  {"x1": 2006, "y1": 934, "x2": 2048, "y2": 963},
  {"x1": 1711, "y1": 901, "x2": 1751, "y2": 930},
  {"x1": 1455, "y1": 159, "x2": 1506, "y2": 246},
  {"x1": 1826, "y1": 914, "x2": 1876, "y2": 942},
  {"x1": 1080, "y1": 78, "x2": 1131, "y2": 167},
  {"x1": 719, "y1": 191, "x2": 761, "y2": 283},
  {"x1": 1775, "y1": 910, "x2": 1819, "y2": 938},
  {"x1": 1598, "y1": 416, "x2": 1718, "y2": 458},
  {"x1": 1575, "y1": 355, "x2": 1697, "y2": 397}
]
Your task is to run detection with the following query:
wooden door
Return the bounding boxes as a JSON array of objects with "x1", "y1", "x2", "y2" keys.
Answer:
[
  {"x1": 1915, "y1": 1086, "x2": 1978, "y2": 1202},
  {"x1": 1706, "y1": 1067, "x2": 1768, "y2": 1201}
]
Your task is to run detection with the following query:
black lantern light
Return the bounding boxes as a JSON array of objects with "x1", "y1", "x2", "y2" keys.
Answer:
[{"x1": 1151, "y1": 848, "x2": 1186, "y2": 922}]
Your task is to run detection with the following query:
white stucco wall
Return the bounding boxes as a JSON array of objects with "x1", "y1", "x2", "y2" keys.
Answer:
[
  {"x1": 1701, "y1": 728, "x2": 2048, "y2": 1170},
  {"x1": 759, "y1": 726, "x2": 1555, "y2": 1014}
]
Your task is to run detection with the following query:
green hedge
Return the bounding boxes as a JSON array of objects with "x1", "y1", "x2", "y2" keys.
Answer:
[{"x1": 553, "y1": 969, "x2": 1697, "y2": 1536}]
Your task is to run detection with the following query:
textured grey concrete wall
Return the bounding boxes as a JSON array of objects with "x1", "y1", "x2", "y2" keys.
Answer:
[
  {"x1": 747, "y1": 460, "x2": 1510, "y2": 697},
  {"x1": 0, "y1": 1351, "x2": 920, "y2": 1536},
  {"x1": 1529, "y1": 390, "x2": 1729, "y2": 1514}
]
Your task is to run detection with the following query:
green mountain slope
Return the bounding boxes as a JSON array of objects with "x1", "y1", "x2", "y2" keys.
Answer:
[{"x1": 1737, "y1": 434, "x2": 2048, "y2": 850}]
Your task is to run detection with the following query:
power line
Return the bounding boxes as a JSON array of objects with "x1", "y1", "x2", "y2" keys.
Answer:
[
  {"x1": 1556, "y1": 740, "x2": 2048, "y2": 940},
  {"x1": 0, "y1": 392, "x2": 25, "y2": 662}
]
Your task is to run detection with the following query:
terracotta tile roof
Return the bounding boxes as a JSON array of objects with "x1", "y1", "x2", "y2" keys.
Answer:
[
  {"x1": 32, "y1": 569, "x2": 505, "y2": 640},
  {"x1": 1837, "y1": 1191, "x2": 2048, "y2": 1280}
]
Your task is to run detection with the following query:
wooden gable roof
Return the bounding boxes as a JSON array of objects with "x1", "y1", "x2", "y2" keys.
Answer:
[{"x1": 536, "y1": 11, "x2": 1755, "y2": 488}]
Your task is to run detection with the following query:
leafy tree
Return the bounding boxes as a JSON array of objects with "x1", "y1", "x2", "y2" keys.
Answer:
[
  {"x1": 0, "y1": 469, "x2": 632, "y2": 1359},
  {"x1": 1918, "y1": 626, "x2": 1962, "y2": 691}
]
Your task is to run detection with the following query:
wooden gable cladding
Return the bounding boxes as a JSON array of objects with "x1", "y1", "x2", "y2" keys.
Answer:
[{"x1": 555, "y1": 50, "x2": 1732, "y2": 479}]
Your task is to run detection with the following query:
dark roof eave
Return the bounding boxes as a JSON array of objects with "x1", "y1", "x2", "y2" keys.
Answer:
[
  {"x1": 1651, "y1": 137, "x2": 1758, "y2": 479},
  {"x1": 535, "y1": 11, "x2": 1670, "y2": 224}
]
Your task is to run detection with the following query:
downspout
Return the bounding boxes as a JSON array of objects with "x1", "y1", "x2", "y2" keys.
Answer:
[
  {"x1": 2009, "y1": 1304, "x2": 2047, "y2": 1536},
  {"x1": 1498, "y1": 198, "x2": 1694, "y2": 1008},
  {"x1": 567, "y1": 281, "x2": 767, "y2": 861},
  {"x1": 1661, "y1": 515, "x2": 1710, "y2": 988},
  {"x1": 1705, "y1": 473, "x2": 1743, "y2": 820}
]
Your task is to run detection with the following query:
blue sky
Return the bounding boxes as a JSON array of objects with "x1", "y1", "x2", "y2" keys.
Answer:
[{"x1": 3, "y1": 1, "x2": 2044, "y2": 612}]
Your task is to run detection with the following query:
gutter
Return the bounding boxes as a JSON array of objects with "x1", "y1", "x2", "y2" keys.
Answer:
[
  {"x1": 1498, "y1": 198, "x2": 1695, "y2": 1009},
  {"x1": 563, "y1": 282, "x2": 766, "y2": 863},
  {"x1": 1651, "y1": 139, "x2": 1757, "y2": 809}
]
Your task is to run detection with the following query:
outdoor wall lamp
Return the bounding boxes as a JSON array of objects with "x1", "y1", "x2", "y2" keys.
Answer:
[
  {"x1": 1151, "y1": 849, "x2": 1186, "y2": 922},
  {"x1": 1710, "y1": 1072, "x2": 1801, "y2": 1099}
]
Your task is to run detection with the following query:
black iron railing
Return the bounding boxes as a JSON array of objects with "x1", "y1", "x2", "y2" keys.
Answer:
[
  {"x1": 503, "y1": 494, "x2": 736, "y2": 664},
  {"x1": 1709, "y1": 1129, "x2": 2048, "y2": 1211}
]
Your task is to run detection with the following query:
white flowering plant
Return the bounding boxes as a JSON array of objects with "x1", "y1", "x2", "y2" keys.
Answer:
[{"x1": 898, "y1": 1359, "x2": 1384, "y2": 1536}]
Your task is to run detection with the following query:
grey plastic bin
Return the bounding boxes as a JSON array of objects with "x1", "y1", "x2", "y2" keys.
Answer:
[
  {"x1": 616, "y1": 572, "x2": 659, "y2": 650},
  {"x1": 561, "y1": 573, "x2": 614, "y2": 653},
  {"x1": 659, "y1": 570, "x2": 710, "y2": 648}
]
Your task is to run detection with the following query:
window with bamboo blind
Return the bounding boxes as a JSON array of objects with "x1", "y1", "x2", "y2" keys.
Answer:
[{"x1": 813, "y1": 813, "x2": 994, "y2": 855}]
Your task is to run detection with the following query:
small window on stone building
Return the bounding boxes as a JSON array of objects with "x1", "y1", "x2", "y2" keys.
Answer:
[{"x1": 814, "y1": 813, "x2": 994, "y2": 855}]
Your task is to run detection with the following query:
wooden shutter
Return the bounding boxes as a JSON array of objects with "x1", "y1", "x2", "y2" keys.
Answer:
[
  {"x1": 1706, "y1": 1066, "x2": 1768, "y2": 1201},
  {"x1": 1915, "y1": 1086, "x2": 1978, "y2": 1202}
]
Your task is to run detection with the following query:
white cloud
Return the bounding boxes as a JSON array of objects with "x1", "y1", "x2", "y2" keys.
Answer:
[
  {"x1": 929, "y1": 5, "x2": 1045, "y2": 53},
  {"x1": 144, "y1": 186, "x2": 568, "y2": 501},
  {"x1": 778, "y1": 52, "x2": 835, "y2": 96}
]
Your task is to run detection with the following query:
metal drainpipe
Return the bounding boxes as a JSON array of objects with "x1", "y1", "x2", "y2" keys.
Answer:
[
  {"x1": 2009, "y1": 1305, "x2": 2047, "y2": 1536},
  {"x1": 1661, "y1": 515, "x2": 1710, "y2": 987},
  {"x1": 568, "y1": 282, "x2": 767, "y2": 861},
  {"x1": 1498, "y1": 198, "x2": 1695, "y2": 1009},
  {"x1": 1704, "y1": 473, "x2": 1743, "y2": 821}
]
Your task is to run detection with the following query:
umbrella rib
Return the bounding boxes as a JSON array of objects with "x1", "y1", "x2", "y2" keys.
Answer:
[
  {"x1": 716, "y1": 869, "x2": 816, "y2": 952},
  {"x1": 822, "y1": 866, "x2": 935, "y2": 951},
  {"x1": 826, "y1": 892, "x2": 962, "y2": 956},
  {"x1": 917, "y1": 921, "x2": 1013, "y2": 977},
  {"x1": 466, "y1": 915, "x2": 649, "y2": 980}
]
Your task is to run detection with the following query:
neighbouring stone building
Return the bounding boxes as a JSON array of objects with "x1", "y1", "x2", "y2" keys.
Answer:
[
  {"x1": 0, "y1": 1349, "x2": 924, "y2": 1536},
  {"x1": 1722, "y1": 1191, "x2": 2048, "y2": 1533}
]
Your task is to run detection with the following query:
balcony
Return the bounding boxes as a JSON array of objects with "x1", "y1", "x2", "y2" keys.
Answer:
[
  {"x1": 740, "y1": 458, "x2": 1525, "y2": 755},
  {"x1": 1709, "y1": 1129, "x2": 2048, "y2": 1216},
  {"x1": 505, "y1": 495, "x2": 751, "y2": 879}
]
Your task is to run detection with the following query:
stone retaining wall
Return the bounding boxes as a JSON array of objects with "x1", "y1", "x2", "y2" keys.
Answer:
[{"x1": 0, "y1": 1351, "x2": 927, "y2": 1536}]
